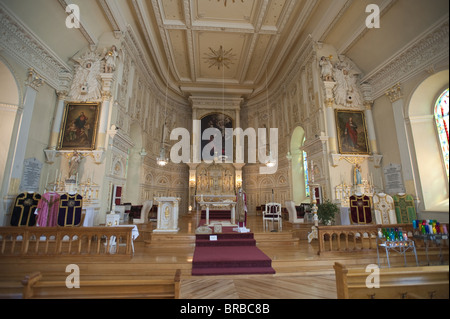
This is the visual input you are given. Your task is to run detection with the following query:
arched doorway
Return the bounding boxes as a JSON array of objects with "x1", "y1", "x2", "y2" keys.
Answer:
[{"x1": 290, "y1": 126, "x2": 309, "y2": 205}]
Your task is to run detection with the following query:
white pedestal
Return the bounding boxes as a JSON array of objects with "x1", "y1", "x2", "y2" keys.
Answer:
[{"x1": 153, "y1": 197, "x2": 181, "y2": 233}]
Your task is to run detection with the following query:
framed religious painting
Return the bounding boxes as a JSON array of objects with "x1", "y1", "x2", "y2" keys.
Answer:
[
  {"x1": 57, "y1": 102, "x2": 100, "y2": 150},
  {"x1": 335, "y1": 109, "x2": 370, "y2": 155}
]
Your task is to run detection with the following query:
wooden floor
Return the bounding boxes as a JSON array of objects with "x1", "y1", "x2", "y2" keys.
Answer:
[{"x1": 0, "y1": 214, "x2": 447, "y2": 299}]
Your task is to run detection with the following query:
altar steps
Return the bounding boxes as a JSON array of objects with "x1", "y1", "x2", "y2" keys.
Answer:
[{"x1": 255, "y1": 231, "x2": 300, "y2": 247}]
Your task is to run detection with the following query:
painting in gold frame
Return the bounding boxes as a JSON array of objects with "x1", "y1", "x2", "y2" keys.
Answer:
[
  {"x1": 58, "y1": 102, "x2": 100, "y2": 150},
  {"x1": 335, "y1": 109, "x2": 370, "y2": 155}
]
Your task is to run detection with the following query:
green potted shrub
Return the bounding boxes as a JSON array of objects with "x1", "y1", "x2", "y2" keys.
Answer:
[{"x1": 317, "y1": 200, "x2": 339, "y2": 225}]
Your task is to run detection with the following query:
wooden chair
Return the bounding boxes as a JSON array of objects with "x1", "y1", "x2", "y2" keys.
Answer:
[{"x1": 263, "y1": 203, "x2": 282, "y2": 231}]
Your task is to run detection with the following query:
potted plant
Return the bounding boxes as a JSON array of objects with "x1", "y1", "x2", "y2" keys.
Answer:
[{"x1": 317, "y1": 200, "x2": 339, "y2": 225}]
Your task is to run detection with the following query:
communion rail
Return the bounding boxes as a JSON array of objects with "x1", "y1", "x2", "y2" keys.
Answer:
[
  {"x1": 0, "y1": 226, "x2": 133, "y2": 257},
  {"x1": 317, "y1": 224, "x2": 448, "y2": 256}
]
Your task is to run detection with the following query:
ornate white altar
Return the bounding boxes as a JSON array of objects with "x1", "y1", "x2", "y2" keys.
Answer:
[
  {"x1": 153, "y1": 197, "x2": 181, "y2": 233},
  {"x1": 195, "y1": 195, "x2": 237, "y2": 226}
]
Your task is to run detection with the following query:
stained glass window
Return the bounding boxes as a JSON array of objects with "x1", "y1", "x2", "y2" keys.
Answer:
[
  {"x1": 303, "y1": 150, "x2": 310, "y2": 197},
  {"x1": 435, "y1": 88, "x2": 449, "y2": 178}
]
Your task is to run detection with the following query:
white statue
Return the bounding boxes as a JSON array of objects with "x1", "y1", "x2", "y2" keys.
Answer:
[
  {"x1": 104, "y1": 45, "x2": 119, "y2": 73},
  {"x1": 319, "y1": 56, "x2": 334, "y2": 81},
  {"x1": 68, "y1": 151, "x2": 82, "y2": 179}
]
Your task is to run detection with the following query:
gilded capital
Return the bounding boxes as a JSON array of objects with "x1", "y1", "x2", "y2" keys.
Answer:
[
  {"x1": 56, "y1": 90, "x2": 68, "y2": 101},
  {"x1": 26, "y1": 68, "x2": 44, "y2": 90},
  {"x1": 385, "y1": 83, "x2": 403, "y2": 103}
]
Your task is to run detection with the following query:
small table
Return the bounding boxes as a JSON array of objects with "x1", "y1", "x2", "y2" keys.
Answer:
[
  {"x1": 413, "y1": 233, "x2": 448, "y2": 265},
  {"x1": 377, "y1": 238, "x2": 418, "y2": 268}
]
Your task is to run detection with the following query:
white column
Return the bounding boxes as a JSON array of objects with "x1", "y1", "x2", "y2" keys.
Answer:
[
  {"x1": 361, "y1": 84, "x2": 379, "y2": 155},
  {"x1": 96, "y1": 97, "x2": 111, "y2": 150},
  {"x1": 386, "y1": 84, "x2": 415, "y2": 192},
  {"x1": 48, "y1": 91, "x2": 67, "y2": 149},
  {"x1": 364, "y1": 105, "x2": 378, "y2": 154},
  {"x1": 10, "y1": 70, "x2": 43, "y2": 185},
  {"x1": 323, "y1": 82, "x2": 338, "y2": 154}
]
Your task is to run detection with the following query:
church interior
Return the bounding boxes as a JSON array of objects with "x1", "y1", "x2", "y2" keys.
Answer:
[{"x1": 0, "y1": 0, "x2": 449, "y2": 302}]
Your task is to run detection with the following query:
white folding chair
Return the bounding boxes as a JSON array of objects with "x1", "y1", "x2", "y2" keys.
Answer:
[{"x1": 263, "y1": 203, "x2": 282, "y2": 231}]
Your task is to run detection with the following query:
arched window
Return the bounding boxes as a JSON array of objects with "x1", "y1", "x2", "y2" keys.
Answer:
[
  {"x1": 303, "y1": 150, "x2": 310, "y2": 198},
  {"x1": 435, "y1": 88, "x2": 449, "y2": 178}
]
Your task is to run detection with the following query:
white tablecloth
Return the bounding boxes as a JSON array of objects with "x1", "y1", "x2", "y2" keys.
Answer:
[{"x1": 338, "y1": 207, "x2": 351, "y2": 225}]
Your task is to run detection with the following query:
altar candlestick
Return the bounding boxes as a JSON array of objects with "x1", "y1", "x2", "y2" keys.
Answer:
[{"x1": 45, "y1": 172, "x2": 49, "y2": 187}]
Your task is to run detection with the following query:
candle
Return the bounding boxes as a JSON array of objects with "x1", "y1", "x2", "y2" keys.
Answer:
[{"x1": 55, "y1": 169, "x2": 58, "y2": 184}]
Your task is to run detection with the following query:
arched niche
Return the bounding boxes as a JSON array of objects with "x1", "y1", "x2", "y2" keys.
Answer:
[
  {"x1": 290, "y1": 126, "x2": 309, "y2": 205},
  {"x1": 125, "y1": 121, "x2": 143, "y2": 204}
]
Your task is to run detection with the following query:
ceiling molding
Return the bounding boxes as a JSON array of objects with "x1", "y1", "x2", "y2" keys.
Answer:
[
  {"x1": 361, "y1": 15, "x2": 449, "y2": 99},
  {"x1": 0, "y1": 3, "x2": 72, "y2": 91}
]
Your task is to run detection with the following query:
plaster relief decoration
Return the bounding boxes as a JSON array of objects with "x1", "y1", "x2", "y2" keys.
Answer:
[
  {"x1": 319, "y1": 55, "x2": 364, "y2": 108},
  {"x1": 68, "y1": 46, "x2": 120, "y2": 102},
  {"x1": 69, "y1": 50, "x2": 103, "y2": 102}
]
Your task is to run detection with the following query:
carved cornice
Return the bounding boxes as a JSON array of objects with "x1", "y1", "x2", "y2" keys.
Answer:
[
  {"x1": 361, "y1": 16, "x2": 449, "y2": 99},
  {"x1": 0, "y1": 3, "x2": 72, "y2": 90}
]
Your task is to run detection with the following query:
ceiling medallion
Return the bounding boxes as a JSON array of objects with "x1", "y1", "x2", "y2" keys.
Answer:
[
  {"x1": 219, "y1": 0, "x2": 244, "y2": 7},
  {"x1": 204, "y1": 45, "x2": 236, "y2": 70}
]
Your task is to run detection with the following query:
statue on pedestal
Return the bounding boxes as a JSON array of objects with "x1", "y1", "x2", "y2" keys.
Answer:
[
  {"x1": 354, "y1": 164, "x2": 362, "y2": 186},
  {"x1": 236, "y1": 188, "x2": 247, "y2": 227},
  {"x1": 68, "y1": 151, "x2": 82, "y2": 179}
]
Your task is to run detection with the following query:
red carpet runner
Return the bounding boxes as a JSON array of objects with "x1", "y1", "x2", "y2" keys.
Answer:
[{"x1": 192, "y1": 232, "x2": 276, "y2": 276}]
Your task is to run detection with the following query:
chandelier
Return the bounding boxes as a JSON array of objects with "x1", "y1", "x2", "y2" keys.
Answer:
[
  {"x1": 219, "y1": 0, "x2": 244, "y2": 7},
  {"x1": 265, "y1": 151, "x2": 277, "y2": 168},
  {"x1": 157, "y1": 140, "x2": 169, "y2": 166},
  {"x1": 264, "y1": 69, "x2": 277, "y2": 168},
  {"x1": 157, "y1": 67, "x2": 170, "y2": 167}
]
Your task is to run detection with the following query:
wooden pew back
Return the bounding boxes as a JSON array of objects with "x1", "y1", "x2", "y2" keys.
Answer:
[
  {"x1": 22, "y1": 269, "x2": 181, "y2": 299},
  {"x1": 334, "y1": 262, "x2": 449, "y2": 299}
]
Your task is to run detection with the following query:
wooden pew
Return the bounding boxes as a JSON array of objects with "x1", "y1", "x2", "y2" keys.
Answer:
[
  {"x1": 22, "y1": 269, "x2": 181, "y2": 299},
  {"x1": 333, "y1": 262, "x2": 449, "y2": 299}
]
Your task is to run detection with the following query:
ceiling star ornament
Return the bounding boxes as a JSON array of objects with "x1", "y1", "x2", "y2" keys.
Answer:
[
  {"x1": 219, "y1": 0, "x2": 244, "y2": 7},
  {"x1": 204, "y1": 45, "x2": 236, "y2": 70}
]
